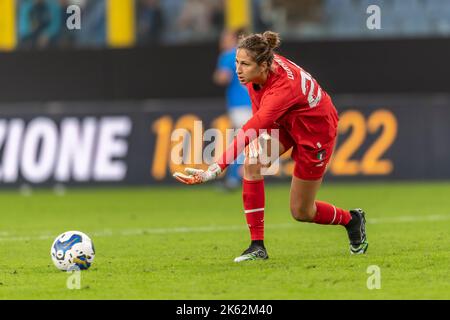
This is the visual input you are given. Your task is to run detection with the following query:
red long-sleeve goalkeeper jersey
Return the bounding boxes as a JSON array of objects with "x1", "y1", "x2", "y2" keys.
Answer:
[{"x1": 217, "y1": 54, "x2": 334, "y2": 170}]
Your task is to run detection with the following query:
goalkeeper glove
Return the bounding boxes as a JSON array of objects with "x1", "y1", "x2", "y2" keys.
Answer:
[{"x1": 173, "y1": 163, "x2": 222, "y2": 185}]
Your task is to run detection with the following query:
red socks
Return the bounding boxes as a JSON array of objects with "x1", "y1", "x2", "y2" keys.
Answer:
[
  {"x1": 242, "y1": 179, "x2": 265, "y2": 240},
  {"x1": 242, "y1": 179, "x2": 350, "y2": 241},
  {"x1": 313, "y1": 201, "x2": 352, "y2": 226}
]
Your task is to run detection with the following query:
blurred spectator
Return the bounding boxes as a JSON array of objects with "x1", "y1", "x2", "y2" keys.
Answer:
[
  {"x1": 176, "y1": 0, "x2": 218, "y2": 42},
  {"x1": 14, "y1": 0, "x2": 450, "y2": 50},
  {"x1": 56, "y1": 0, "x2": 87, "y2": 48},
  {"x1": 18, "y1": 0, "x2": 63, "y2": 49},
  {"x1": 210, "y1": 0, "x2": 225, "y2": 35},
  {"x1": 76, "y1": 0, "x2": 106, "y2": 48},
  {"x1": 272, "y1": 0, "x2": 323, "y2": 36},
  {"x1": 137, "y1": 0, "x2": 165, "y2": 45},
  {"x1": 252, "y1": 0, "x2": 273, "y2": 33}
]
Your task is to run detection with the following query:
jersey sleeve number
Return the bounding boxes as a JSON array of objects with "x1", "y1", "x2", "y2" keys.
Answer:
[
  {"x1": 300, "y1": 70, "x2": 322, "y2": 108},
  {"x1": 285, "y1": 58, "x2": 323, "y2": 108}
]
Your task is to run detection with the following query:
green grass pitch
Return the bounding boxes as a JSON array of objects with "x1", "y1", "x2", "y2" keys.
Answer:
[{"x1": 0, "y1": 182, "x2": 449, "y2": 300}]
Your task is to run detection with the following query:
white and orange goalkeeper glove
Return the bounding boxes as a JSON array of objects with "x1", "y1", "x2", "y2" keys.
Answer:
[{"x1": 173, "y1": 163, "x2": 222, "y2": 185}]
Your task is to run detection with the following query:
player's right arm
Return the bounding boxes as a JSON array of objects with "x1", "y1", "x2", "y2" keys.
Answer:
[
  {"x1": 217, "y1": 82, "x2": 295, "y2": 170},
  {"x1": 173, "y1": 83, "x2": 295, "y2": 185}
]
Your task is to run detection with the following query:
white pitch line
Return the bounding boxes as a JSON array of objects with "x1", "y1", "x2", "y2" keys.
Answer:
[
  {"x1": 0, "y1": 214, "x2": 449, "y2": 242},
  {"x1": 368, "y1": 214, "x2": 450, "y2": 224}
]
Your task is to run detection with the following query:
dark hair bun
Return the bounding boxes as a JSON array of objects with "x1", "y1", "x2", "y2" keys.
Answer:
[
  {"x1": 262, "y1": 31, "x2": 281, "y2": 50},
  {"x1": 237, "y1": 30, "x2": 281, "y2": 66}
]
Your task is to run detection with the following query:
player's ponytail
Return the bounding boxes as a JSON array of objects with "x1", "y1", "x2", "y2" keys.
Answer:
[
  {"x1": 262, "y1": 31, "x2": 281, "y2": 51},
  {"x1": 238, "y1": 31, "x2": 281, "y2": 67}
]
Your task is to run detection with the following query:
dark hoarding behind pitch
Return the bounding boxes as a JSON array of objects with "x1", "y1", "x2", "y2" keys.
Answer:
[
  {"x1": 0, "y1": 94, "x2": 449, "y2": 187},
  {"x1": 1, "y1": 38, "x2": 450, "y2": 103}
]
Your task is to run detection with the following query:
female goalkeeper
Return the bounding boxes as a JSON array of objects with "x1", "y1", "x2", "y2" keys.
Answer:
[{"x1": 174, "y1": 31, "x2": 368, "y2": 262}]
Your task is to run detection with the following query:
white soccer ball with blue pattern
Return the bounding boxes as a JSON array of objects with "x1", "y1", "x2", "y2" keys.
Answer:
[{"x1": 50, "y1": 231, "x2": 95, "y2": 271}]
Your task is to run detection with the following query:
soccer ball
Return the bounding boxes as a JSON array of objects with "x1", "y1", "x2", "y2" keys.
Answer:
[{"x1": 50, "y1": 231, "x2": 95, "y2": 271}]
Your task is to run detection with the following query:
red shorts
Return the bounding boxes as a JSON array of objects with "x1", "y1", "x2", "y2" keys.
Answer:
[{"x1": 270, "y1": 102, "x2": 338, "y2": 180}]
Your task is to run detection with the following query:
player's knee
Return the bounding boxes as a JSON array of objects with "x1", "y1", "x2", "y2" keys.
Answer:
[
  {"x1": 243, "y1": 160, "x2": 262, "y2": 180},
  {"x1": 290, "y1": 205, "x2": 315, "y2": 222}
]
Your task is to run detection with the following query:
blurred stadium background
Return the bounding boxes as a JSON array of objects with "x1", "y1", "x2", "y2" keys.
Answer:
[
  {"x1": 0, "y1": 0, "x2": 449, "y2": 300},
  {"x1": 0, "y1": 0, "x2": 449, "y2": 186}
]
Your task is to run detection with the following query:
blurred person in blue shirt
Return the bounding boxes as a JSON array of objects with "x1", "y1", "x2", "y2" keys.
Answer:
[
  {"x1": 18, "y1": 0, "x2": 63, "y2": 49},
  {"x1": 137, "y1": 0, "x2": 165, "y2": 45},
  {"x1": 213, "y1": 28, "x2": 252, "y2": 190}
]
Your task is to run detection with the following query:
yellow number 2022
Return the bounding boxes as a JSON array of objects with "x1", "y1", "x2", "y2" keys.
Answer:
[{"x1": 330, "y1": 109, "x2": 397, "y2": 176}]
